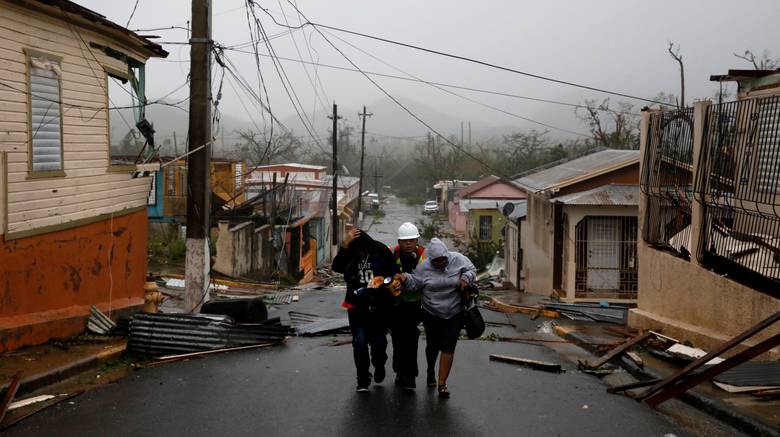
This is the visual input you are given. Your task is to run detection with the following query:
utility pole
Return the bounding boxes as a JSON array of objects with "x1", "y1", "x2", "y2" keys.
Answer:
[
  {"x1": 356, "y1": 106, "x2": 372, "y2": 224},
  {"x1": 461, "y1": 121, "x2": 464, "y2": 147},
  {"x1": 184, "y1": 0, "x2": 212, "y2": 312},
  {"x1": 328, "y1": 103, "x2": 341, "y2": 246},
  {"x1": 468, "y1": 121, "x2": 472, "y2": 146}
]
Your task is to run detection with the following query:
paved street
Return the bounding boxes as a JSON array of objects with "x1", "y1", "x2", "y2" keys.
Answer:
[{"x1": 5, "y1": 197, "x2": 689, "y2": 437}]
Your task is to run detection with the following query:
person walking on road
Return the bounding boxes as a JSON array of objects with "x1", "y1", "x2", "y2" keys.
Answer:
[
  {"x1": 389, "y1": 222, "x2": 425, "y2": 391},
  {"x1": 332, "y1": 228, "x2": 398, "y2": 392},
  {"x1": 396, "y1": 238, "x2": 476, "y2": 398}
]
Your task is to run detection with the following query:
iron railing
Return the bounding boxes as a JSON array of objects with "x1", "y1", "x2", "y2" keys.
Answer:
[
  {"x1": 695, "y1": 96, "x2": 780, "y2": 294},
  {"x1": 640, "y1": 108, "x2": 695, "y2": 258},
  {"x1": 574, "y1": 216, "x2": 638, "y2": 299}
]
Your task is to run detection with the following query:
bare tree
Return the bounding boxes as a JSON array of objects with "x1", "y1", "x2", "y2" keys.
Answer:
[
  {"x1": 576, "y1": 99, "x2": 639, "y2": 149},
  {"x1": 667, "y1": 42, "x2": 685, "y2": 108},
  {"x1": 733, "y1": 49, "x2": 780, "y2": 70},
  {"x1": 237, "y1": 130, "x2": 302, "y2": 166}
]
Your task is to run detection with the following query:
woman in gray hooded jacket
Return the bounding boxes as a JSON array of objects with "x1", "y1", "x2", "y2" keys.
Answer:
[{"x1": 396, "y1": 238, "x2": 476, "y2": 398}]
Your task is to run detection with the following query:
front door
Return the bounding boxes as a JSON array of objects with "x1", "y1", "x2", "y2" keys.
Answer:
[{"x1": 586, "y1": 218, "x2": 620, "y2": 290}]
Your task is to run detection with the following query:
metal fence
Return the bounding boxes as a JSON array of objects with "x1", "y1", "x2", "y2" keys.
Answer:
[
  {"x1": 640, "y1": 108, "x2": 695, "y2": 258},
  {"x1": 574, "y1": 216, "x2": 638, "y2": 299},
  {"x1": 694, "y1": 96, "x2": 780, "y2": 294}
]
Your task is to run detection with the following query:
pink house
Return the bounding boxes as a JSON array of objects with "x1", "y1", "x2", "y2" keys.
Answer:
[{"x1": 448, "y1": 175, "x2": 527, "y2": 235}]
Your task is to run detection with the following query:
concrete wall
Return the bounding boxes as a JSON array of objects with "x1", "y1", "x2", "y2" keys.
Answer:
[
  {"x1": 0, "y1": 208, "x2": 147, "y2": 351},
  {"x1": 467, "y1": 208, "x2": 505, "y2": 245},
  {"x1": 214, "y1": 221, "x2": 270, "y2": 279},
  {"x1": 522, "y1": 194, "x2": 554, "y2": 295},
  {"x1": 504, "y1": 220, "x2": 523, "y2": 289},
  {"x1": 630, "y1": 102, "x2": 780, "y2": 360}
]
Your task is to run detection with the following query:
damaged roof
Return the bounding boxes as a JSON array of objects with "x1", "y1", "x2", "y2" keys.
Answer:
[
  {"x1": 514, "y1": 149, "x2": 639, "y2": 194},
  {"x1": 23, "y1": 0, "x2": 168, "y2": 58},
  {"x1": 551, "y1": 184, "x2": 639, "y2": 206}
]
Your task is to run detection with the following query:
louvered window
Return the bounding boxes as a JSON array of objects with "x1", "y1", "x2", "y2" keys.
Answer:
[
  {"x1": 755, "y1": 99, "x2": 780, "y2": 193},
  {"x1": 29, "y1": 56, "x2": 63, "y2": 172}
]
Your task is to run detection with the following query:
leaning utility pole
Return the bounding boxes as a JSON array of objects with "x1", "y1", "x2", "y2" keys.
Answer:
[
  {"x1": 328, "y1": 103, "x2": 341, "y2": 246},
  {"x1": 184, "y1": 0, "x2": 212, "y2": 312},
  {"x1": 356, "y1": 106, "x2": 372, "y2": 224}
]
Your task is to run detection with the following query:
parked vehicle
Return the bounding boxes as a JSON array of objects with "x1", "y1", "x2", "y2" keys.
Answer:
[{"x1": 423, "y1": 200, "x2": 439, "y2": 214}]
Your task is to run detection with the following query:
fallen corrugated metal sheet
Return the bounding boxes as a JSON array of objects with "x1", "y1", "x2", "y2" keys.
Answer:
[
  {"x1": 87, "y1": 305, "x2": 116, "y2": 334},
  {"x1": 544, "y1": 303, "x2": 627, "y2": 324},
  {"x1": 128, "y1": 312, "x2": 291, "y2": 356},
  {"x1": 713, "y1": 361, "x2": 780, "y2": 387},
  {"x1": 287, "y1": 311, "x2": 350, "y2": 336}
]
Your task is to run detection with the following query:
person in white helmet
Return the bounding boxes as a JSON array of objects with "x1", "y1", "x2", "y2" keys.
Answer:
[{"x1": 389, "y1": 222, "x2": 426, "y2": 390}]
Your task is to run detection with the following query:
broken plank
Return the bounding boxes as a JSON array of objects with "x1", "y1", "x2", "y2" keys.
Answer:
[
  {"x1": 152, "y1": 343, "x2": 273, "y2": 364},
  {"x1": 584, "y1": 331, "x2": 652, "y2": 369},
  {"x1": 489, "y1": 354, "x2": 562, "y2": 373},
  {"x1": 0, "y1": 371, "x2": 22, "y2": 424},
  {"x1": 625, "y1": 351, "x2": 644, "y2": 368},
  {"x1": 607, "y1": 378, "x2": 662, "y2": 394},
  {"x1": 8, "y1": 394, "x2": 59, "y2": 410}
]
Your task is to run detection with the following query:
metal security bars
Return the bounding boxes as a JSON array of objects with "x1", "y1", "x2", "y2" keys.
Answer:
[
  {"x1": 574, "y1": 216, "x2": 638, "y2": 299},
  {"x1": 695, "y1": 96, "x2": 780, "y2": 295},
  {"x1": 640, "y1": 108, "x2": 695, "y2": 258}
]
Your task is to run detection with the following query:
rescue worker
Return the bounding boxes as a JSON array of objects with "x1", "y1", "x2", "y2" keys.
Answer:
[
  {"x1": 332, "y1": 227, "x2": 398, "y2": 392},
  {"x1": 389, "y1": 222, "x2": 426, "y2": 390}
]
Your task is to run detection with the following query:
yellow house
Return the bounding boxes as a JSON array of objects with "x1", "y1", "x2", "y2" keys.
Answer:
[{"x1": 0, "y1": 0, "x2": 167, "y2": 351}]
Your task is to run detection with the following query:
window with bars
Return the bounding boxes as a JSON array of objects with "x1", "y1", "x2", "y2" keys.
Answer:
[
  {"x1": 479, "y1": 215, "x2": 492, "y2": 241},
  {"x1": 574, "y1": 216, "x2": 638, "y2": 298},
  {"x1": 28, "y1": 54, "x2": 63, "y2": 174}
]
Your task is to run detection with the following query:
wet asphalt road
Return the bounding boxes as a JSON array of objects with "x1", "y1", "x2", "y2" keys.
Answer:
[{"x1": 4, "y1": 198, "x2": 688, "y2": 436}]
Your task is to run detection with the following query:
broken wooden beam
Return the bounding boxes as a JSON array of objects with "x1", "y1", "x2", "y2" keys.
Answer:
[
  {"x1": 0, "y1": 371, "x2": 23, "y2": 425},
  {"x1": 583, "y1": 331, "x2": 652, "y2": 369},
  {"x1": 638, "y1": 310, "x2": 780, "y2": 405},
  {"x1": 607, "y1": 378, "x2": 662, "y2": 394},
  {"x1": 152, "y1": 343, "x2": 273, "y2": 365},
  {"x1": 489, "y1": 354, "x2": 562, "y2": 373}
]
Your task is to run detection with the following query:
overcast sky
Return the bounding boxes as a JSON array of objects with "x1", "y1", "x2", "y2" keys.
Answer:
[{"x1": 80, "y1": 0, "x2": 779, "y2": 141}]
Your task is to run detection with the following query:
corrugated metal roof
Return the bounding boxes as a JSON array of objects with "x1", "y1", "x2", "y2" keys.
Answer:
[
  {"x1": 514, "y1": 149, "x2": 639, "y2": 193},
  {"x1": 459, "y1": 198, "x2": 513, "y2": 213},
  {"x1": 551, "y1": 184, "x2": 639, "y2": 206}
]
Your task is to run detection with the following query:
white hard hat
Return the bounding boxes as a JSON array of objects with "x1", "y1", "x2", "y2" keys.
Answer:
[{"x1": 398, "y1": 222, "x2": 420, "y2": 240}]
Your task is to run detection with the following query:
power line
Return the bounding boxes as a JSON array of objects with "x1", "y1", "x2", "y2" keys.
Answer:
[
  {"x1": 219, "y1": 45, "x2": 638, "y2": 117},
  {"x1": 126, "y1": 0, "x2": 141, "y2": 27},
  {"x1": 284, "y1": 1, "x2": 507, "y2": 178},
  {"x1": 324, "y1": 29, "x2": 589, "y2": 137},
  {"x1": 262, "y1": 6, "x2": 666, "y2": 105}
]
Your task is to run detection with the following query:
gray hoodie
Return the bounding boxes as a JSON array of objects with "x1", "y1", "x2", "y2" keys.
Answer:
[{"x1": 403, "y1": 238, "x2": 477, "y2": 319}]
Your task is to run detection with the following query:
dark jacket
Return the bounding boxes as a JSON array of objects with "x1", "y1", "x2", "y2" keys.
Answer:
[
  {"x1": 393, "y1": 245, "x2": 425, "y2": 303},
  {"x1": 332, "y1": 232, "x2": 398, "y2": 311}
]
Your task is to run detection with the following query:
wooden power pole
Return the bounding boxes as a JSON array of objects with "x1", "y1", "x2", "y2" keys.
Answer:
[
  {"x1": 328, "y1": 104, "x2": 341, "y2": 246},
  {"x1": 184, "y1": 0, "x2": 212, "y2": 312},
  {"x1": 356, "y1": 106, "x2": 372, "y2": 224}
]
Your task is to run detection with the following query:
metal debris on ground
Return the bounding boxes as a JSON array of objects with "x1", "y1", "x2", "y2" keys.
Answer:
[
  {"x1": 264, "y1": 293, "x2": 295, "y2": 305},
  {"x1": 86, "y1": 305, "x2": 116, "y2": 335},
  {"x1": 288, "y1": 311, "x2": 350, "y2": 336},
  {"x1": 489, "y1": 354, "x2": 563, "y2": 373},
  {"x1": 712, "y1": 361, "x2": 780, "y2": 393},
  {"x1": 201, "y1": 297, "x2": 268, "y2": 323},
  {"x1": 163, "y1": 278, "x2": 228, "y2": 291},
  {"x1": 665, "y1": 343, "x2": 725, "y2": 365},
  {"x1": 128, "y1": 312, "x2": 291, "y2": 356},
  {"x1": 582, "y1": 332, "x2": 653, "y2": 370},
  {"x1": 543, "y1": 302, "x2": 628, "y2": 324}
]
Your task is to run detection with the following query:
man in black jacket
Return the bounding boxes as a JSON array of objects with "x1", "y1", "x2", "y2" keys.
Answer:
[{"x1": 332, "y1": 228, "x2": 398, "y2": 392}]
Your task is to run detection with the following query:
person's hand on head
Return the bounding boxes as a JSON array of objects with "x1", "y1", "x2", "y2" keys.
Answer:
[{"x1": 342, "y1": 228, "x2": 361, "y2": 248}]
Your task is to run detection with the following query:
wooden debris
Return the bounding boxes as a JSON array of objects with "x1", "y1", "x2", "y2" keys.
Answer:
[
  {"x1": 151, "y1": 343, "x2": 273, "y2": 365},
  {"x1": 489, "y1": 354, "x2": 563, "y2": 373},
  {"x1": 583, "y1": 332, "x2": 652, "y2": 370},
  {"x1": 607, "y1": 378, "x2": 662, "y2": 394},
  {"x1": 8, "y1": 395, "x2": 59, "y2": 411},
  {"x1": 625, "y1": 351, "x2": 644, "y2": 368},
  {"x1": 0, "y1": 371, "x2": 22, "y2": 425}
]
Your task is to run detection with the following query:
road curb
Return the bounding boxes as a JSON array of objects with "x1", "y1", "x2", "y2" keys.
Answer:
[
  {"x1": 552, "y1": 325, "x2": 779, "y2": 437},
  {"x1": 5, "y1": 343, "x2": 127, "y2": 398}
]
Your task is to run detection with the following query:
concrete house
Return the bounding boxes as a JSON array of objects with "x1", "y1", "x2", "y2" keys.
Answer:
[
  {"x1": 514, "y1": 149, "x2": 640, "y2": 303},
  {"x1": 0, "y1": 0, "x2": 167, "y2": 351},
  {"x1": 448, "y1": 175, "x2": 526, "y2": 243},
  {"x1": 503, "y1": 200, "x2": 528, "y2": 290},
  {"x1": 631, "y1": 70, "x2": 780, "y2": 360}
]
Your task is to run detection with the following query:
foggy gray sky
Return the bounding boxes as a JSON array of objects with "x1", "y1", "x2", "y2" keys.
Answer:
[{"x1": 81, "y1": 0, "x2": 779, "y2": 142}]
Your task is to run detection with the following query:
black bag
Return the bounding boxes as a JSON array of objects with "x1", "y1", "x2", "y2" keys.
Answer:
[{"x1": 463, "y1": 295, "x2": 485, "y2": 339}]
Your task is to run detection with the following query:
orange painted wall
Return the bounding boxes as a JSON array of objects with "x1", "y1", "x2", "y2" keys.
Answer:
[{"x1": 0, "y1": 209, "x2": 147, "y2": 318}]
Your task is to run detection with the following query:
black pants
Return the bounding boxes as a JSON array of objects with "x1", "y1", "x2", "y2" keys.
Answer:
[
  {"x1": 423, "y1": 310, "x2": 463, "y2": 355},
  {"x1": 389, "y1": 301, "x2": 422, "y2": 379},
  {"x1": 348, "y1": 309, "x2": 388, "y2": 386}
]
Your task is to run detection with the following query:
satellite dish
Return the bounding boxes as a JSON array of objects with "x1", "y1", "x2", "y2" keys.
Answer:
[{"x1": 502, "y1": 202, "x2": 515, "y2": 217}]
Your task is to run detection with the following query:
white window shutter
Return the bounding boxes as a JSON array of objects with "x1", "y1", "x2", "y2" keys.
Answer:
[{"x1": 29, "y1": 58, "x2": 62, "y2": 172}]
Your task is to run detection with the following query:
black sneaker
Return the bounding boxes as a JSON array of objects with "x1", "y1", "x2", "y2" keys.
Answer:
[
  {"x1": 427, "y1": 370, "x2": 436, "y2": 387},
  {"x1": 356, "y1": 384, "x2": 369, "y2": 392},
  {"x1": 374, "y1": 366, "x2": 385, "y2": 383},
  {"x1": 401, "y1": 377, "x2": 416, "y2": 391}
]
